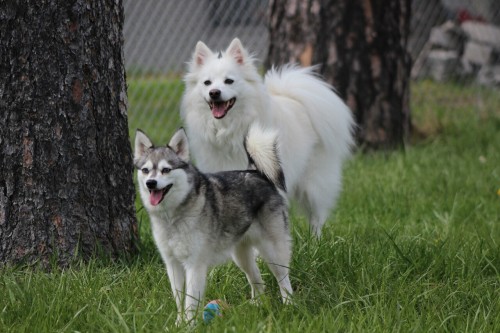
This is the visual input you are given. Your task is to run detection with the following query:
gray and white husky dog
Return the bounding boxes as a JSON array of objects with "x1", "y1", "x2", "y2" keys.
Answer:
[{"x1": 134, "y1": 125, "x2": 293, "y2": 323}]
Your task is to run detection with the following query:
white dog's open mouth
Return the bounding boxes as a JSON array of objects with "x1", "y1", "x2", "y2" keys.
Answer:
[
  {"x1": 149, "y1": 184, "x2": 173, "y2": 206},
  {"x1": 208, "y1": 98, "x2": 236, "y2": 119}
]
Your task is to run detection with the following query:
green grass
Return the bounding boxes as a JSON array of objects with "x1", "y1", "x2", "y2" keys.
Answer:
[
  {"x1": 127, "y1": 76, "x2": 184, "y2": 143},
  {"x1": 1, "y1": 79, "x2": 499, "y2": 332}
]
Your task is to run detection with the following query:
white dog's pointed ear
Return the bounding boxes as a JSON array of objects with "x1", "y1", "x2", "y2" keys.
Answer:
[
  {"x1": 226, "y1": 38, "x2": 246, "y2": 65},
  {"x1": 168, "y1": 128, "x2": 190, "y2": 162},
  {"x1": 194, "y1": 41, "x2": 213, "y2": 66},
  {"x1": 134, "y1": 129, "x2": 153, "y2": 161}
]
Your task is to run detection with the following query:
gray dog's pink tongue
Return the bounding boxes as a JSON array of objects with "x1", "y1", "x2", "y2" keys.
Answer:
[
  {"x1": 212, "y1": 104, "x2": 226, "y2": 118},
  {"x1": 150, "y1": 190, "x2": 163, "y2": 206}
]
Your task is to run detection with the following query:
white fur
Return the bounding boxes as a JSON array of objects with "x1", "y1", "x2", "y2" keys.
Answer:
[
  {"x1": 245, "y1": 124, "x2": 282, "y2": 189},
  {"x1": 181, "y1": 38, "x2": 355, "y2": 236}
]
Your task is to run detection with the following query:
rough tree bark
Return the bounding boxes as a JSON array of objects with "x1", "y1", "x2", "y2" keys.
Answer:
[
  {"x1": 0, "y1": 0, "x2": 137, "y2": 267},
  {"x1": 267, "y1": 0, "x2": 412, "y2": 149}
]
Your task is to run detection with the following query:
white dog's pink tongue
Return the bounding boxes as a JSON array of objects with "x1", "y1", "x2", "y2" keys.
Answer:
[
  {"x1": 212, "y1": 104, "x2": 226, "y2": 119},
  {"x1": 150, "y1": 190, "x2": 163, "y2": 206}
]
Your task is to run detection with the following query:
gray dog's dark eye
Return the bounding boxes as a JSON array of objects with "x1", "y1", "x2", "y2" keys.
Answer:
[
  {"x1": 204, "y1": 80, "x2": 211, "y2": 86},
  {"x1": 141, "y1": 168, "x2": 149, "y2": 174},
  {"x1": 224, "y1": 78, "x2": 234, "y2": 84},
  {"x1": 162, "y1": 168, "x2": 171, "y2": 174}
]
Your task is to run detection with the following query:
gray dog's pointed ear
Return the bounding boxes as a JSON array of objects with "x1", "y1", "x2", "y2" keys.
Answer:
[
  {"x1": 169, "y1": 128, "x2": 190, "y2": 162},
  {"x1": 135, "y1": 129, "x2": 153, "y2": 161},
  {"x1": 194, "y1": 41, "x2": 213, "y2": 67}
]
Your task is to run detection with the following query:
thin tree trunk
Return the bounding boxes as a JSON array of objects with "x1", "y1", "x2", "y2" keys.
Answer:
[
  {"x1": 267, "y1": 0, "x2": 412, "y2": 149},
  {"x1": 0, "y1": 0, "x2": 137, "y2": 267}
]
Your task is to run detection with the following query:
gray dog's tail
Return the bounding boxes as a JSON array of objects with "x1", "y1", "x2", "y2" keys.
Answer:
[{"x1": 244, "y1": 124, "x2": 286, "y2": 192}]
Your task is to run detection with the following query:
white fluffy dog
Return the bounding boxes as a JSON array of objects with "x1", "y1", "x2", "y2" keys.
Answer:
[{"x1": 181, "y1": 38, "x2": 355, "y2": 236}]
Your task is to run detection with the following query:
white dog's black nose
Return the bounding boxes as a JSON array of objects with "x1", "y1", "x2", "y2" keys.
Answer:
[
  {"x1": 209, "y1": 89, "x2": 221, "y2": 99},
  {"x1": 146, "y1": 179, "x2": 157, "y2": 189}
]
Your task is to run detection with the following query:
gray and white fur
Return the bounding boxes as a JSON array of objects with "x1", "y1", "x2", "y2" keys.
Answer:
[{"x1": 134, "y1": 125, "x2": 292, "y2": 324}]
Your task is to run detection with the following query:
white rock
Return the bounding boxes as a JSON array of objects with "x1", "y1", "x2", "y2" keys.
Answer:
[
  {"x1": 463, "y1": 41, "x2": 494, "y2": 65},
  {"x1": 461, "y1": 22, "x2": 500, "y2": 48}
]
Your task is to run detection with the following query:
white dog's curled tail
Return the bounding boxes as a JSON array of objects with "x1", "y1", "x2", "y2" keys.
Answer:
[{"x1": 245, "y1": 124, "x2": 286, "y2": 192}]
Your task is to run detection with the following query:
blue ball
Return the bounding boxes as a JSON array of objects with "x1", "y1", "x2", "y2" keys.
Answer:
[{"x1": 203, "y1": 301, "x2": 222, "y2": 323}]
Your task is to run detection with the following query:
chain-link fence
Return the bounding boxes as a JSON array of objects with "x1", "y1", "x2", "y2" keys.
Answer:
[
  {"x1": 124, "y1": 0, "x2": 269, "y2": 141},
  {"x1": 124, "y1": 0, "x2": 500, "y2": 141}
]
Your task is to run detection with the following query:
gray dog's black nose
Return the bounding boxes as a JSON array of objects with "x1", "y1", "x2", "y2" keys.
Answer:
[
  {"x1": 146, "y1": 179, "x2": 157, "y2": 189},
  {"x1": 209, "y1": 89, "x2": 221, "y2": 99}
]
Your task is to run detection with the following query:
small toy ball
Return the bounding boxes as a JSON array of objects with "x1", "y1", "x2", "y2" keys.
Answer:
[{"x1": 203, "y1": 299, "x2": 224, "y2": 324}]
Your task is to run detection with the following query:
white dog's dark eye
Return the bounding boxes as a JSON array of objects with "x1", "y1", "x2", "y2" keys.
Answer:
[
  {"x1": 141, "y1": 168, "x2": 149, "y2": 174},
  {"x1": 203, "y1": 80, "x2": 211, "y2": 86},
  {"x1": 162, "y1": 167, "x2": 171, "y2": 174},
  {"x1": 224, "y1": 78, "x2": 234, "y2": 84}
]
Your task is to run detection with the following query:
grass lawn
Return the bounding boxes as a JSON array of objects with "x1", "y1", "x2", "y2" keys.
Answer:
[{"x1": 1, "y1": 79, "x2": 499, "y2": 332}]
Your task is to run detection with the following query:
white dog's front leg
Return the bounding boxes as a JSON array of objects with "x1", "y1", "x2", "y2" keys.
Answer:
[
  {"x1": 164, "y1": 257, "x2": 185, "y2": 325},
  {"x1": 184, "y1": 265, "x2": 207, "y2": 322}
]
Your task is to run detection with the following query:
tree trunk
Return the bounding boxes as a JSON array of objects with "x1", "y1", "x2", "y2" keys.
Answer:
[
  {"x1": 267, "y1": 0, "x2": 412, "y2": 149},
  {"x1": 0, "y1": 0, "x2": 137, "y2": 267}
]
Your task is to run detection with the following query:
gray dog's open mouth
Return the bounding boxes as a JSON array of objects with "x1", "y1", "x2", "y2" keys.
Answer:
[
  {"x1": 149, "y1": 184, "x2": 173, "y2": 206},
  {"x1": 208, "y1": 98, "x2": 236, "y2": 119}
]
